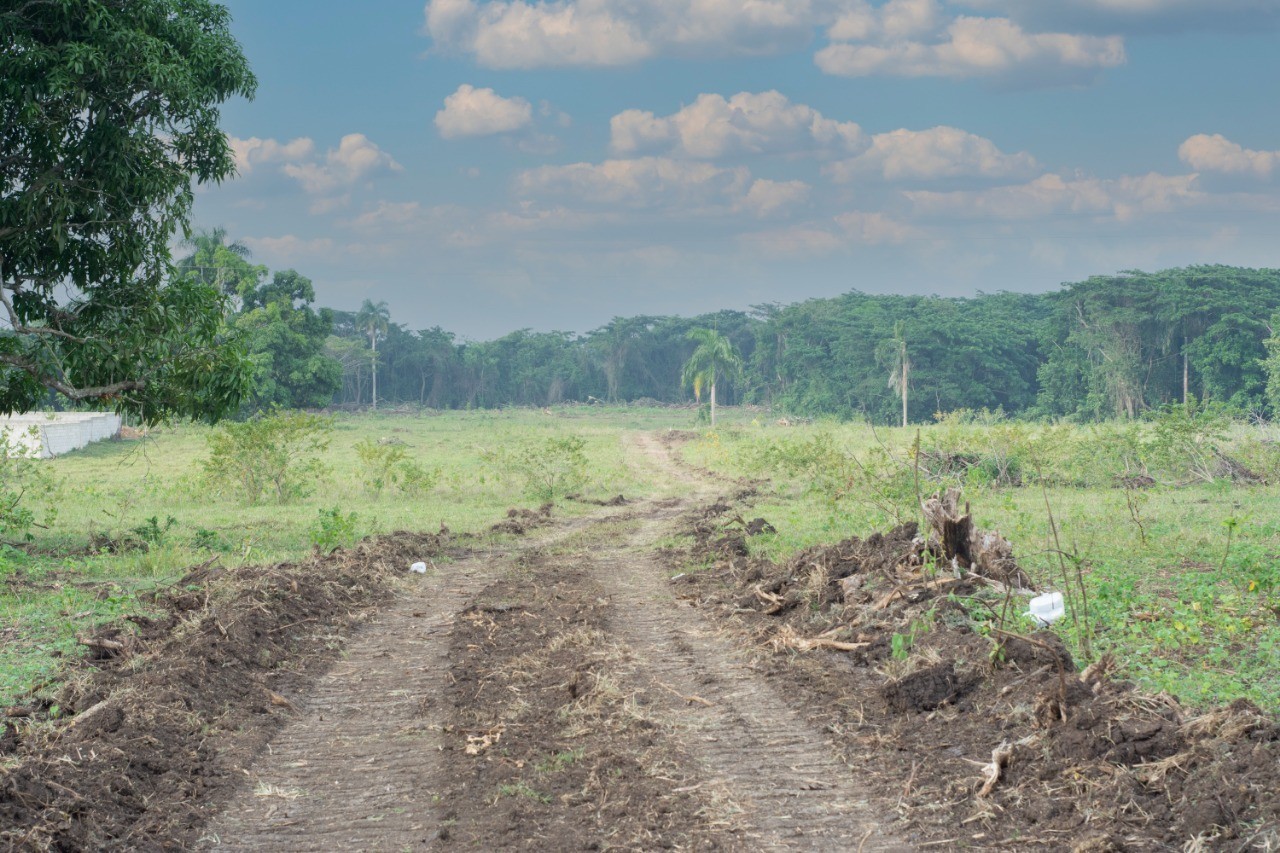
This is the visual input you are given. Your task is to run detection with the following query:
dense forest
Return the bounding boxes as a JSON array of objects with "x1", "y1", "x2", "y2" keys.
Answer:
[{"x1": 178, "y1": 233, "x2": 1280, "y2": 423}]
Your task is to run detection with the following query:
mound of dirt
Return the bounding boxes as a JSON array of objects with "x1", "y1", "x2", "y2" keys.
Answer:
[
  {"x1": 489, "y1": 503, "x2": 554, "y2": 535},
  {"x1": 0, "y1": 530, "x2": 459, "y2": 851},
  {"x1": 567, "y1": 493, "x2": 629, "y2": 507},
  {"x1": 674, "y1": 493, "x2": 1280, "y2": 849}
]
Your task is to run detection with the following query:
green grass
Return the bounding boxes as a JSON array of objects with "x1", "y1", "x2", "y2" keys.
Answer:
[
  {"x1": 0, "y1": 406, "x2": 699, "y2": 708},
  {"x1": 682, "y1": 419, "x2": 1280, "y2": 712},
  {"x1": 8, "y1": 405, "x2": 1277, "y2": 716}
]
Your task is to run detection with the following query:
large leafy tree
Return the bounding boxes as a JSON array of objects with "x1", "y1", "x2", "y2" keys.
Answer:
[
  {"x1": 682, "y1": 328, "x2": 743, "y2": 427},
  {"x1": 0, "y1": 1, "x2": 256, "y2": 423},
  {"x1": 236, "y1": 270, "x2": 341, "y2": 410},
  {"x1": 355, "y1": 299, "x2": 390, "y2": 409}
]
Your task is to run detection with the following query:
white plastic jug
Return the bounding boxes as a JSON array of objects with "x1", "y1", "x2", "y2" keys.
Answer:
[{"x1": 1027, "y1": 591, "x2": 1065, "y2": 626}]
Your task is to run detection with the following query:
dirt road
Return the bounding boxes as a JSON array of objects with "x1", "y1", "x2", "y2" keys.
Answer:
[{"x1": 201, "y1": 433, "x2": 903, "y2": 851}]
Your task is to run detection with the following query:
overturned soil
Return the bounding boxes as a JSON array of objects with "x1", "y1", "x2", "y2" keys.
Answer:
[
  {"x1": 2, "y1": 431, "x2": 1276, "y2": 851},
  {"x1": 673, "y1": 485, "x2": 1280, "y2": 851}
]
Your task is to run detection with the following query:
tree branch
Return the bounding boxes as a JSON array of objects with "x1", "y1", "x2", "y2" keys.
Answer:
[{"x1": 0, "y1": 353, "x2": 145, "y2": 400}]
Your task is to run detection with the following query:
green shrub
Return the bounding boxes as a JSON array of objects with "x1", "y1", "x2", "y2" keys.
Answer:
[
  {"x1": 354, "y1": 439, "x2": 441, "y2": 497},
  {"x1": 0, "y1": 426, "x2": 60, "y2": 542},
  {"x1": 131, "y1": 515, "x2": 177, "y2": 548},
  {"x1": 354, "y1": 439, "x2": 405, "y2": 496},
  {"x1": 193, "y1": 527, "x2": 231, "y2": 551},
  {"x1": 203, "y1": 411, "x2": 332, "y2": 504},
  {"x1": 398, "y1": 459, "x2": 441, "y2": 496},
  {"x1": 492, "y1": 435, "x2": 589, "y2": 502},
  {"x1": 310, "y1": 505, "x2": 359, "y2": 553},
  {"x1": 1145, "y1": 400, "x2": 1230, "y2": 483}
]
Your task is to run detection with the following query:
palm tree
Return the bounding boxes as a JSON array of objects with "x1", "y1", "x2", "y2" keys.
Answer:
[
  {"x1": 177, "y1": 227, "x2": 261, "y2": 308},
  {"x1": 884, "y1": 322, "x2": 910, "y2": 428},
  {"x1": 355, "y1": 299, "x2": 390, "y2": 409},
  {"x1": 682, "y1": 328, "x2": 743, "y2": 428}
]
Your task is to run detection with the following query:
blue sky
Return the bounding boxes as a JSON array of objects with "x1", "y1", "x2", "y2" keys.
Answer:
[{"x1": 194, "y1": 0, "x2": 1280, "y2": 338}]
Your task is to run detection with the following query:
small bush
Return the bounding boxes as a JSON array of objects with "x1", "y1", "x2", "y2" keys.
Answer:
[
  {"x1": 491, "y1": 435, "x2": 589, "y2": 502},
  {"x1": 354, "y1": 439, "x2": 440, "y2": 497},
  {"x1": 193, "y1": 527, "x2": 231, "y2": 551},
  {"x1": 310, "y1": 506, "x2": 359, "y2": 553},
  {"x1": 0, "y1": 426, "x2": 61, "y2": 542},
  {"x1": 131, "y1": 515, "x2": 177, "y2": 548},
  {"x1": 203, "y1": 411, "x2": 332, "y2": 504},
  {"x1": 1145, "y1": 400, "x2": 1230, "y2": 483},
  {"x1": 398, "y1": 459, "x2": 441, "y2": 496}
]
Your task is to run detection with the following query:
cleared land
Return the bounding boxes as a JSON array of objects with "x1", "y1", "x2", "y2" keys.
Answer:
[{"x1": 2, "y1": 409, "x2": 1278, "y2": 850}]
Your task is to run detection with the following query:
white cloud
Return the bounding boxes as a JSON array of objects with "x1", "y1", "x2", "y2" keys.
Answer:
[
  {"x1": 965, "y1": 0, "x2": 1280, "y2": 34},
  {"x1": 242, "y1": 235, "x2": 336, "y2": 261},
  {"x1": 826, "y1": 125, "x2": 1038, "y2": 181},
  {"x1": 834, "y1": 210, "x2": 919, "y2": 243},
  {"x1": 281, "y1": 134, "x2": 402, "y2": 197},
  {"x1": 905, "y1": 171, "x2": 1202, "y2": 221},
  {"x1": 749, "y1": 225, "x2": 847, "y2": 255},
  {"x1": 435, "y1": 84, "x2": 534, "y2": 138},
  {"x1": 746, "y1": 209, "x2": 917, "y2": 254},
  {"x1": 610, "y1": 91, "x2": 865, "y2": 158},
  {"x1": 514, "y1": 157, "x2": 751, "y2": 209},
  {"x1": 829, "y1": 0, "x2": 942, "y2": 42},
  {"x1": 737, "y1": 179, "x2": 811, "y2": 217},
  {"x1": 423, "y1": 1, "x2": 1130, "y2": 84},
  {"x1": 349, "y1": 201, "x2": 427, "y2": 230},
  {"x1": 424, "y1": 0, "x2": 822, "y2": 68},
  {"x1": 229, "y1": 136, "x2": 316, "y2": 176},
  {"x1": 816, "y1": 15, "x2": 1125, "y2": 81},
  {"x1": 488, "y1": 206, "x2": 614, "y2": 231},
  {"x1": 307, "y1": 195, "x2": 351, "y2": 216},
  {"x1": 1179, "y1": 134, "x2": 1277, "y2": 179}
]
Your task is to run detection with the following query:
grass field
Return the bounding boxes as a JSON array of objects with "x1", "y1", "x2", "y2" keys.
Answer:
[
  {"x1": 0, "y1": 407, "x2": 688, "y2": 707},
  {"x1": 4, "y1": 406, "x2": 1279, "y2": 716},
  {"x1": 681, "y1": 414, "x2": 1280, "y2": 712}
]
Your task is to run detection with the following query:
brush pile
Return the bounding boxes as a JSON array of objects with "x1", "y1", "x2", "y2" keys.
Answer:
[{"x1": 676, "y1": 490, "x2": 1280, "y2": 850}]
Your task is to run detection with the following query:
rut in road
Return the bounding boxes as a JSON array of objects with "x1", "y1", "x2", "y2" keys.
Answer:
[
  {"x1": 199, "y1": 554, "x2": 489, "y2": 851},
  {"x1": 200, "y1": 519, "x2": 600, "y2": 852},
  {"x1": 591, "y1": 434, "x2": 904, "y2": 851}
]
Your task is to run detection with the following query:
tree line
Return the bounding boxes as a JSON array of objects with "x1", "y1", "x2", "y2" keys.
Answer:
[{"x1": 185, "y1": 236, "x2": 1280, "y2": 423}]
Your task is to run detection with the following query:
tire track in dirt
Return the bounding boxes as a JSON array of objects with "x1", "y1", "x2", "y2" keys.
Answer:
[
  {"x1": 201, "y1": 434, "x2": 901, "y2": 851},
  {"x1": 591, "y1": 434, "x2": 906, "y2": 851},
  {"x1": 200, "y1": 518, "x2": 609, "y2": 851}
]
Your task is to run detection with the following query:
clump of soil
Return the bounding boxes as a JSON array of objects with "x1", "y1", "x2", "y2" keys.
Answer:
[
  {"x1": 0, "y1": 530, "x2": 459, "y2": 851},
  {"x1": 674, "y1": 493, "x2": 1280, "y2": 849},
  {"x1": 489, "y1": 503, "x2": 554, "y2": 535},
  {"x1": 881, "y1": 661, "x2": 976, "y2": 713},
  {"x1": 433, "y1": 559, "x2": 727, "y2": 850},
  {"x1": 567, "y1": 493, "x2": 630, "y2": 507}
]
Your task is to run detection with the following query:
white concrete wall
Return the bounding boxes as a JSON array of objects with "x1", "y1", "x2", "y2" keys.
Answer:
[{"x1": 0, "y1": 412, "x2": 122, "y2": 458}]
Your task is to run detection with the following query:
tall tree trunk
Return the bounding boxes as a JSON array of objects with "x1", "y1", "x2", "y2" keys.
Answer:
[
  {"x1": 1183, "y1": 336, "x2": 1189, "y2": 405},
  {"x1": 710, "y1": 378, "x2": 717, "y2": 427},
  {"x1": 370, "y1": 332, "x2": 378, "y2": 410},
  {"x1": 901, "y1": 341, "x2": 909, "y2": 428}
]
